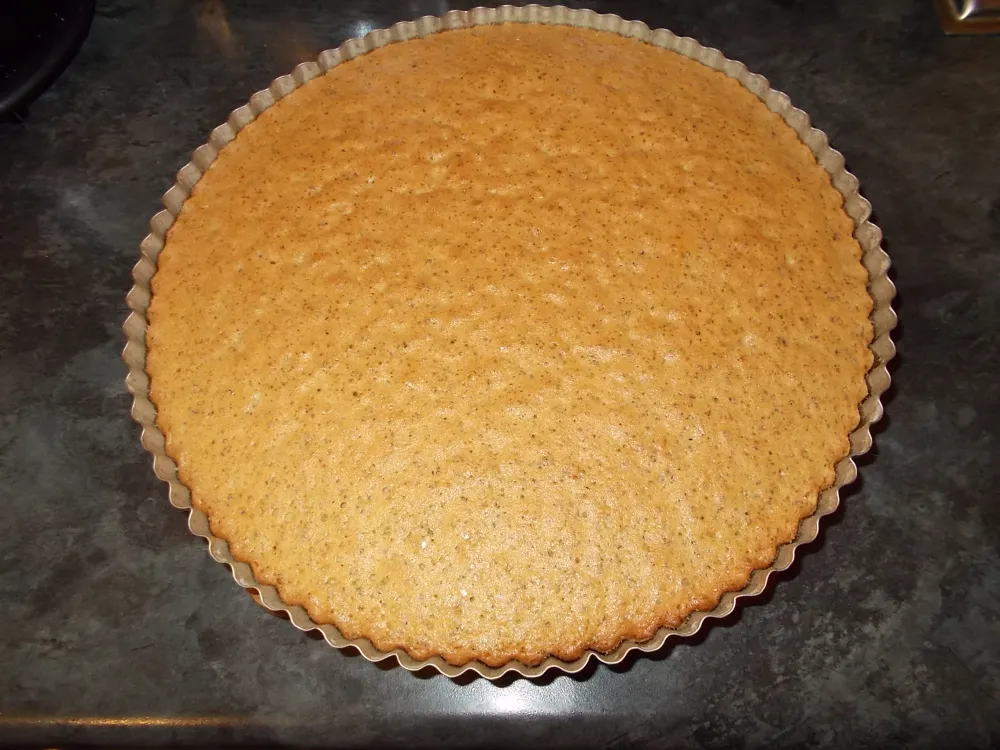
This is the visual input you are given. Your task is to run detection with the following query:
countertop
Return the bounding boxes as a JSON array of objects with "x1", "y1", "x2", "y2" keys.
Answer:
[{"x1": 1, "y1": 0, "x2": 998, "y2": 747}]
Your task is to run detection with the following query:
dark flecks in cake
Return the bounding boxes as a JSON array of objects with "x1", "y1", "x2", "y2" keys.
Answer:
[{"x1": 146, "y1": 24, "x2": 873, "y2": 668}]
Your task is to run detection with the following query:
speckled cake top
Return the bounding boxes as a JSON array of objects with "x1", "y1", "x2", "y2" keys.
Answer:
[{"x1": 146, "y1": 24, "x2": 874, "y2": 667}]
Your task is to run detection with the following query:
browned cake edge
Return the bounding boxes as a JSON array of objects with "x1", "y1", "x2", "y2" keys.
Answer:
[{"x1": 122, "y1": 5, "x2": 897, "y2": 680}]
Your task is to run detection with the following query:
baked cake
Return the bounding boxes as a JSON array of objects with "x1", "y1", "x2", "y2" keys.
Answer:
[{"x1": 146, "y1": 24, "x2": 874, "y2": 667}]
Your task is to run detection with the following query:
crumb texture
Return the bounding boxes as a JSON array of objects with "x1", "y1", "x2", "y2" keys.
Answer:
[{"x1": 146, "y1": 25, "x2": 873, "y2": 667}]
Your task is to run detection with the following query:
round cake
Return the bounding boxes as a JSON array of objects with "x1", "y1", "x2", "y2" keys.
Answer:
[{"x1": 146, "y1": 23, "x2": 874, "y2": 667}]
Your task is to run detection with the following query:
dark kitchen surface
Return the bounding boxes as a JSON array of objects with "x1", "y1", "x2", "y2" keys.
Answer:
[{"x1": 1, "y1": 0, "x2": 998, "y2": 747}]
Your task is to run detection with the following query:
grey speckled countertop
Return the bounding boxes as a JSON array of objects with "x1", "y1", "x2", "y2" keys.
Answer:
[{"x1": 1, "y1": 0, "x2": 998, "y2": 747}]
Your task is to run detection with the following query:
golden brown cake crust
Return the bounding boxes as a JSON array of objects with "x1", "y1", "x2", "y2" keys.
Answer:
[{"x1": 146, "y1": 25, "x2": 874, "y2": 667}]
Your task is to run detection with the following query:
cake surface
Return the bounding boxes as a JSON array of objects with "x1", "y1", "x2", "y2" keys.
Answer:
[{"x1": 146, "y1": 24, "x2": 874, "y2": 667}]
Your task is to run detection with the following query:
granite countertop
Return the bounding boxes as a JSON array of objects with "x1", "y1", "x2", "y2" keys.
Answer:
[{"x1": 1, "y1": 0, "x2": 998, "y2": 747}]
